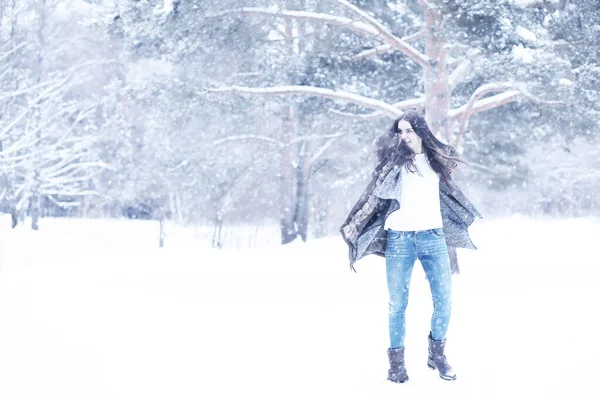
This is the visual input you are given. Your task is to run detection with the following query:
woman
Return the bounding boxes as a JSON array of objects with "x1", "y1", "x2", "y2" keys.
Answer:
[{"x1": 340, "y1": 111, "x2": 482, "y2": 383}]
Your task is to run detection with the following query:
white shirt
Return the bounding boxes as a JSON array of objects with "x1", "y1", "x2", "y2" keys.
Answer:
[{"x1": 384, "y1": 153, "x2": 443, "y2": 231}]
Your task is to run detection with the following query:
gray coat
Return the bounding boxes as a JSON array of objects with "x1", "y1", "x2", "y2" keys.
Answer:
[{"x1": 340, "y1": 155, "x2": 483, "y2": 272}]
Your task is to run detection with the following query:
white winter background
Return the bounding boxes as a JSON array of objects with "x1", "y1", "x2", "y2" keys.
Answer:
[{"x1": 0, "y1": 214, "x2": 598, "y2": 400}]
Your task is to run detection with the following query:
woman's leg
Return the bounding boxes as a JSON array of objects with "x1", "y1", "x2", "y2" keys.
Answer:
[
  {"x1": 418, "y1": 229, "x2": 453, "y2": 341},
  {"x1": 385, "y1": 230, "x2": 417, "y2": 349}
]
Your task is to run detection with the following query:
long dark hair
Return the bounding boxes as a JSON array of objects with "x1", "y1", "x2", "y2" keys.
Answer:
[{"x1": 373, "y1": 111, "x2": 465, "y2": 189}]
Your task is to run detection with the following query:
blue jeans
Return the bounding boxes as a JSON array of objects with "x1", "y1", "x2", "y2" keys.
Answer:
[{"x1": 385, "y1": 228, "x2": 452, "y2": 349}]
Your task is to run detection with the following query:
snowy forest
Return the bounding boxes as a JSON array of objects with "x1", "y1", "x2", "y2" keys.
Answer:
[
  {"x1": 1, "y1": 1, "x2": 599, "y2": 398},
  {"x1": 1, "y1": 0, "x2": 599, "y2": 244}
]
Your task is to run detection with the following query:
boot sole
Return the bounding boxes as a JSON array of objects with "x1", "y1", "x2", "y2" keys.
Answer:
[
  {"x1": 428, "y1": 360, "x2": 457, "y2": 381},
  {"x1": 387, "y1": 376, "x2": 409, "y2": 384}
]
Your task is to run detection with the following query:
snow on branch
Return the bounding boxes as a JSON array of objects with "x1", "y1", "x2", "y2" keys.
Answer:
[
  {"x1": 349, "y1": 31, "x2": 424, "y2": 62},
  {"x1": 211, "y1": 135, "x2": 285, "y2": 148},
  {"x1": 0, "y1": 42, "x2": 28, "y2": 63},
  {"x1": 210, "y1": 8, "x2": 379, "y2": 38},
  {"x1": 519, "y1": 0, "x2": 568, "y2": 10},
  {"x1": 327, "y1": 0, "x2": 429, "y2": 66},
  {"x1": 0, "y1": 69, "x2": 95, "y2": 144},
  {"x1": 45, "y1": 195, "x2": 81, "y2": 209},
  {"x1": 451, "y1": 83, "x2": 514, "y2": 147},
  {"x1": 0, "y1": 91, "x2": 49, "y2": 141},
  {"x1": 448, "y1": 60, "x2": 473, "y2": 91},
  {"x1": 0, "y1": 102, "x2": 92, "y2": 164},
  {"x1": 210, "y1": 6, "x2": 428, "y2": 66},
  {"x1": 0, "y1": 76, "x2": 68, "y2": 103},
  {"x1": 41, "y1": 172, "x2": 102, "y2": 188},
  {"x1": 349, "y1": 44, "x2": 393, "y2": 62},
  {"x1": 416, "y1": 0, "x2": 435, "y2": 10},
  {"x1": 41, "y1": 189, "x2": 99, "y2": 197},
  {"x1": 289, "y1": 132, "x2": 346, "y2": 144},
  {"x1": 209, "y1": 85, "x2": 404, "y2": 117},
  {"x1": 212, "y1": 131, "x2": 349, "y2": 148},
  {"x1": 450, "y1": 83, "x2": 564, "y2": 147},
  {"x1": 450, "y1": 83, "x2": 563, "y2": 121},
  {"x1": 328, "y1": 97, "x2": 425, "y2": 120},
  {"x1": 447, "y1": 50, "x2": 483, "y2": 91},
  {"x1": 0, "y1": 134, "x2": 39, "y2": 158},
  {"x1": 402, "y1": 30, "x2": 425, "y2": 42},
  {"x1": 515, "y1": 85, "x2": 564, "y2": 107},
  {"x1": 311, "y1": 138, "x2": 338, "y2": 164},
  {"x1": 0, "y1": 153, "x2": 37, "y2": 167},
  {"x1": 41, "y1": 161, "x2": 114, "y2": 181}
]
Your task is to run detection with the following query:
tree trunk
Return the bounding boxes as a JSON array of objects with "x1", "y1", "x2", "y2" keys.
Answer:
[
  {"x1": 19, "y1": 206, "x2": 26, "y2": 224},
  {"x1": 212, "y1": 214, "x2": 223, "y2": 248},
  {"x1": 294, "y1": 141, "x2": 311, "y2": 241},
  {"x1": 79, "y1": 195, "x2": 89, "y2": 218},
  {"x1": 423, "y1": 7, "x2": 451, "y2": 141},
  {"x1": 169, "y1": 191, "x2": 183, "y2": 223},
  {"x1": 176, "y1": 192, "x2": 183, "y2": 223},
  {"x1": 30, "y1": 194, "x2": 40, "y2": 230},
  {"x1": 279, "y1": 0, "x2": 301, "y2": 244},
  {"x1": 11, "y1": 207, "x2": 18, "y2": 228},
  {"x1": 423, "y1": 9, "x2": 462, "y2": 272},
  {"x1": 159, "y1": 217, "x2": 165, "y2": 247},
  {"x1": 312, "y1": 194, "x2": 328, "y2": 239},
  {"x1": 280, "y1": 104, "x2": 297, "y2": 244}
]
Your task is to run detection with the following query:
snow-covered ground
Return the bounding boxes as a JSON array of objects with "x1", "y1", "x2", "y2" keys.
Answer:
[{"x1": 0, "y1": 215, "x2": 598, "y2": 399}]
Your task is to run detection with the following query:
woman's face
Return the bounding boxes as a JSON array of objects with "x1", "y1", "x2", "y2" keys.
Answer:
[{"x1": 397, "y1": 119, "x2": 422, "y2": 153}]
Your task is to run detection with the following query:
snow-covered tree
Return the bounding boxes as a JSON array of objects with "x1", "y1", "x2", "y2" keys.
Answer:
[
  {"x1": 0, "y1": 0, "x2": 113, "y2": 229},
  {"x1": 208, "y1": 0, "x2": 571, "y2": 242}
]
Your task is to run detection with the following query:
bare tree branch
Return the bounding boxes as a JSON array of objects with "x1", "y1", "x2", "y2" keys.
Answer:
[
  {"x1": 0, "y1": 101, "x2": 92, "y2": 159},
  {"x1": 328, "y1": 97, "x2": 425, "y2": 120},
  {"x1": 210, "y1": 6, "x2": 429, "y2": 66},
  {"x1": 41, "y1": 189, "x2": 99, "y2": 197},
  {"x1": 0, "y1": 42, "x2": 29, "y2": 63},
  {"x1": 208, "y1": 85, "x2": 403, "y2": 117},
  {"x1": 450, "y1": 83, "x2": 564, "y2": 147},
  {"x1": 417, "y1": 0, "x2": 435, "y2": 10},
  {"x1": 452, "y1": 83, "x2": 511, "y2": 147},
  {"x1": 290, "y1": 132, "x2": 346, "y2": 144},
  {"x1": 41, "y1": 161, "x2": 114, "y2": 180},
  {"x1": 523, "y1": 0, "x2": 568, "y2": 10},
  {"x1": 45, "y1": 195, "x2": 82, "y2": 209},
  {"x1": 211, "y1": 134, "x2": 285, "y2": 148},
  {"x1": 41, "y1": 173, "x2": 103, "y2": 188},
  {"x1": 327, "y1": 0, "x2": 429, "y2": 66},
  {"x1": 349, "y1": 44, "x2": 393, "y2": 62},
  {"x1": 348, "y1": 31, "x2": 424, "y2": 62},
  {"x1": 448, "y1": 59, "x2": 474, "y2": 91},
  {"x1": 516, "y1": 85, "x2": 565, "y2": 107},
  {"x1": 402, "y1": 30, "x2": 425, "y2": 43},
  {"x1": 0, "y1": 152, "x2": 38, "y2": 167},
  {"x1": 0, "y1": 78, "x2": 62, "y2": 103},
  {"x1": 211, "y1": 131, "x2": 349, "y2": 149},
  {"x1": 209, "y1": 8, "x2": 379, "y2": 39},
  {"x1": 447, "y1": 49, "x2": 483, "y2": 91},
  {"x1": 446, "y1": 57, "x2": 462, "y2": 69},
  {"x1": 311, "y1": 138, "x2": 339, "y2": 164}
]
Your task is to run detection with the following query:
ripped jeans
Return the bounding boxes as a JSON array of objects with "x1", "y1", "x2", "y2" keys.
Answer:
[{"x1": 385, "y1": 228, "x2": 453, "y2": 349}]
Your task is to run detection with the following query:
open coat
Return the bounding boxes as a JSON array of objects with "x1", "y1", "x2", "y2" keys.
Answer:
[{"x1": 340, "y1": 154, "x2": 483, "y2": 272}]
